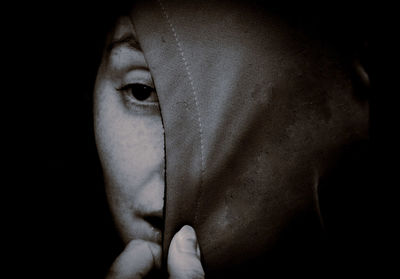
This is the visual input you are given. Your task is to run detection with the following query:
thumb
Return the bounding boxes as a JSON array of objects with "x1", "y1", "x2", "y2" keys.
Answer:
[{"x1": 168, "y1": 225, "x2": 205, "y2": 279}]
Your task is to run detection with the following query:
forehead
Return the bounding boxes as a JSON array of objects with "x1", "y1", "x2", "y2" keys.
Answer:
[
  {"x1": 109, "y1": 16, "x2": 136, "y2": 44},
  {"x1": 100, "y1": 16, "x2": 147, "y2": 74},
  {"x1": 105, "y1": 16, "x2": 142, "y2": 55}
]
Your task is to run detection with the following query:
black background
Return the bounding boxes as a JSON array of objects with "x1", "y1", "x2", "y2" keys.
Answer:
[
  {"x1": 5, "y1": 1, "x2": 396, "y2": 278},
  {"x1": 7, "y1": 3, "x2": 123, "y2": 278}
]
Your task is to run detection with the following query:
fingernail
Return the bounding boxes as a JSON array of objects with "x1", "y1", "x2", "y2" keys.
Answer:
[{"x1": 177, "y1": 225, "x2": 198, "y2": 255}]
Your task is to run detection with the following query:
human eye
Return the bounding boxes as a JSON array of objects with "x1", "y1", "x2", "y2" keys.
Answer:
[{"x1": 117, "y1": 83, "x2": 159, "y2": 107}]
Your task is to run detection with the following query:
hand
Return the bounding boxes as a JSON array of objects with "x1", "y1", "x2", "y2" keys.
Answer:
[
  {"x1": 167, "y1": 225, "x2": 205, "y2": 279},
  {"x1": 106, "y1": 225, "x2": 205, "y2": 279}
]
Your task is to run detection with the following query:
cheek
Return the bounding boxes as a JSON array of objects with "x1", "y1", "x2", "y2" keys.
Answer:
[
  {"x1": 94, "y1": 85, "x2": 165, "y2": 225},
  {"x1": 99, "y1": 115, "x2": 164, "y2": 184}
]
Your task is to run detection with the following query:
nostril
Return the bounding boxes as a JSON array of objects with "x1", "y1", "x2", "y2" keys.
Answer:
[{"x1": 144, "y1": 215, "x2": 164, "y2": 231}]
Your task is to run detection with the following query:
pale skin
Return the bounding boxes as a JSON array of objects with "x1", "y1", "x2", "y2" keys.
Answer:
[{"x1": 94, "y1": 16, "x2": 205, "y2": 278}]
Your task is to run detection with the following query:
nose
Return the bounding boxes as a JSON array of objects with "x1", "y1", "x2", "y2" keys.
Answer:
[{"x1": 135, "y1": 172, "x2": 165, "y2": 231}]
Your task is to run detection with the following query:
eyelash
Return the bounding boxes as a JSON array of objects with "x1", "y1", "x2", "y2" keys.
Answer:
[{"x1": 116, "y1": 83, "x2": 159, "y2": 107}]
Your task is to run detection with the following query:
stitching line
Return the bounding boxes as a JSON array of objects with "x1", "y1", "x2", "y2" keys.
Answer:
[{"x1": 157, "y1": 0, "x2": 205, "y2": 226}]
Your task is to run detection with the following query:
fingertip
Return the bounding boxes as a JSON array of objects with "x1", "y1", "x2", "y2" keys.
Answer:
[
  {"x1": 175, "y1": 225, "x2": 199, "y2": 255},
  {"x1": 180, "y1": 225, "x2": 196, "y2": 235},
  {"x1": 168, "y1": 226, "x2": 205, "y2": 279}
]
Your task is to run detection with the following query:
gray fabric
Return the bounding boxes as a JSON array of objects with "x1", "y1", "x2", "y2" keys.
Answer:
[{"x1": 131, "y1": 0, "x2": 369, "y2": 275}]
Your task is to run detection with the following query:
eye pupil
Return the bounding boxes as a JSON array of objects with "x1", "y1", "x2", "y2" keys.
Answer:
[{"x1": 129, "y1": 84, "x2": 153, "y2": 101}]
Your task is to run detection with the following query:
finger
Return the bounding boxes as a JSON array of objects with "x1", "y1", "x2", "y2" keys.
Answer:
[
  {"x1": 168, "y1": 225, "x2": 205, "y2": 279},
  {"x1": 107, "y1": 239, "x2": 161, "y2": 279}
]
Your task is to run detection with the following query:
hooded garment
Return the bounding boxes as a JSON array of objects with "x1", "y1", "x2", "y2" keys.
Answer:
[{"x1": 130, "y1": 0, "x2": 369, "y2": 277}]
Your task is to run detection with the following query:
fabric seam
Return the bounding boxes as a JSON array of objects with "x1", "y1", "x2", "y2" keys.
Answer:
[{"x1": 157, "y1": 0, "x2": 205, "y2": 227}]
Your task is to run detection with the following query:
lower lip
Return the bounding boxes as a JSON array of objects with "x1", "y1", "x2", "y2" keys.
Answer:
[
  {"x1": 149, "y1": 226, "x2": 162, "y2": 244},
  {"x1": 142, "y1": 221, "x2": 162, "y2": 244}
]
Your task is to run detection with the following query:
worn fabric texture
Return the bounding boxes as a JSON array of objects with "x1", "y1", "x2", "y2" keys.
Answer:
[{"x1": 130, "y1": 0, "x2": 369, "y2": 276}]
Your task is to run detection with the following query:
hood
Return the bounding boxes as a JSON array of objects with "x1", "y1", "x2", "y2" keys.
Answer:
[{"x1": 130, "y1": 0, "x2": 369, "y2": 276}]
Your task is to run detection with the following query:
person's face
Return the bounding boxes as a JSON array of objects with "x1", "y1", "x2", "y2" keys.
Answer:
[{"x1": 94, "y1": 16, "x2": 165, "y2": 246}]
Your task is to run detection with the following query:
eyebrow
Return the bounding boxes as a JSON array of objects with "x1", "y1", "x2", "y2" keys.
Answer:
[{"x1": 107, "y1": 34, "x2": 142, "y2": 52}]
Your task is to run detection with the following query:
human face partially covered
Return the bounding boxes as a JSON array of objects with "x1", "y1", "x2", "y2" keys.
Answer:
[{"x1": 94, "y1": 16, "x2": 165, "y2": 246}]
